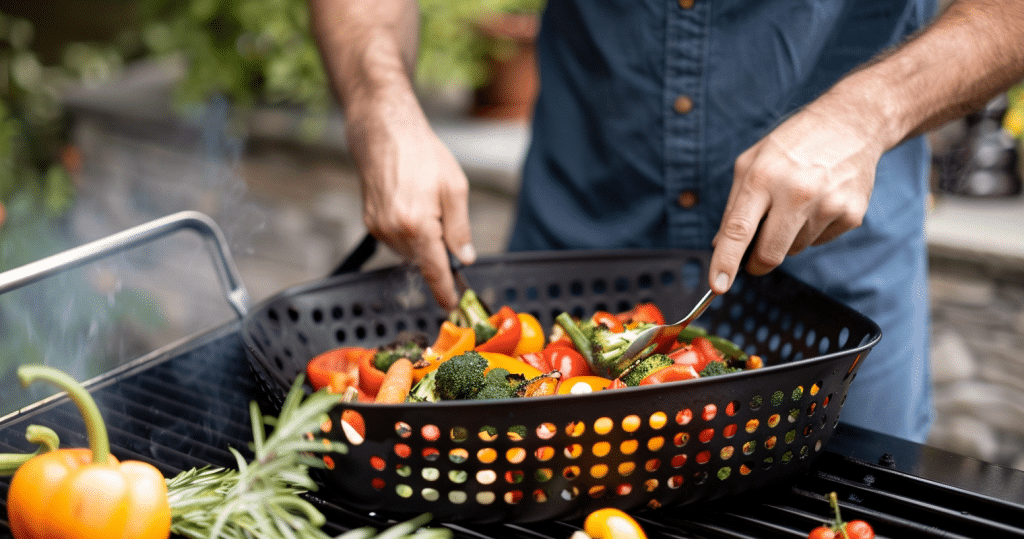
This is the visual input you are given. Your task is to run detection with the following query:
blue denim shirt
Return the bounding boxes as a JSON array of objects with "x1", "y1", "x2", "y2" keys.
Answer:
[{"x1": 509, "y1": 0, "x2": 936, "y2": 442}]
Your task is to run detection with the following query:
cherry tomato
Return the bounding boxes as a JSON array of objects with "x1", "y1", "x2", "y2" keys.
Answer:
[
  {"x1": 845, "y1": 520, "x2": 875, "y2": 539},
  {"x1": 616, "y1": 302, "x2": 666, "y2": 327},
  {"x1": 512, "y1": 312, "x2": 546, "y2": 356},
  {"x1": 547, "y1": 347, "x2": 593, "y2": 378},
  {"x1": 807, "y1": 527, "x2": 835, "y2": 539}
]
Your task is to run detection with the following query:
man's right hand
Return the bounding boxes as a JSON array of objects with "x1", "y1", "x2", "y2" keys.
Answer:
[{"x1": 345, "y1": 92, "x2": 475, "y2": 312}]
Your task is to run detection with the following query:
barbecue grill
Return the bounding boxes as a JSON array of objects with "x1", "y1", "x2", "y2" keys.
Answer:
[{"x1": 1, "y1": 212, "x2": 1023, "y2": 538}]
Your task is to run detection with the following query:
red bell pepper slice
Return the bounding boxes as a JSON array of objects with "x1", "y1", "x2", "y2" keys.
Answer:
[
  {"x1": 590, "y1": 311, "x2": 624, "y2": 333},
  {"x1": 520, "y1": 347, "x2": 593, "y2": 378},
  {"x1": 475, "y1": 306, "x2": 522, "y2": 354},
  {"x1": 639, "y1": 364, "x2": 700, "y2": 385},
  {"x1": 616, "y1": 302, "x2": 666, "y2": 327}
]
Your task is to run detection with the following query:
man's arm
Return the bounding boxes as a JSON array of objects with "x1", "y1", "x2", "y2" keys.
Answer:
[
  {"x1": 309, "y1": 0, "x2": 475, "y2": 311},
  {"x1": 708, "y1": 0, "x2": 1024, "y2": 293}
]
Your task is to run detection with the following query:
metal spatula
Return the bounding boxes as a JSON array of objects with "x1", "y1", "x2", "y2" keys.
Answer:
[{"x1": 616, "y1": 288, "x2": 719, "y2": 364}]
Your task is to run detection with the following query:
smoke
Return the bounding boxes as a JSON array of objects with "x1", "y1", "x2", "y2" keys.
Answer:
[{"x1": 0, "y1": 64, "x2": 267, "y2": 416}]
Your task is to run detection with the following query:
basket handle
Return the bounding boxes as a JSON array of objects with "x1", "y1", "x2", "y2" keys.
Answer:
[
  {"x1": 0, "y1": 211, "x2": 249, "y2": 318},
  {"x1": 329, "y1": 232, "x2": 378, "y2": 276}
]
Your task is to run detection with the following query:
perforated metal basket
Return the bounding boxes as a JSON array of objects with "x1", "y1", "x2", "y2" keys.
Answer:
[{"x1": 243, "y1": 248, "x2": 881, "y2": 524}]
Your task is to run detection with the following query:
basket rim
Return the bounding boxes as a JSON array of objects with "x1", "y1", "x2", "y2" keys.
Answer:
[{"x1": 241, "y1": 247, "x2": 884, "y2": 405}]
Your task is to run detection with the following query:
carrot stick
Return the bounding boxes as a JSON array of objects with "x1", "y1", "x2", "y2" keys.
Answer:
[{"x1": 374, "y1": 358, "x2": 414, "y2": 404}]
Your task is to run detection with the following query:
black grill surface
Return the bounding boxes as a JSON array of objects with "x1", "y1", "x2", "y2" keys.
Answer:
[{"x1": 1, "y1": 322, "x2": 1023, "y2": 539}]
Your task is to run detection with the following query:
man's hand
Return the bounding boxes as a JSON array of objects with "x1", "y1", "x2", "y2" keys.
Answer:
[
  {"x1": 308, "y1": 0, "x2": 475, "y2": 312},
  {"x1": 709, "y1": 99, "x2": 885, "y2": 293},
  {"x1": 346, "y1": 94, "x2": 474, "y2": 311},
  {"x1": 708, "y1": 0, "x2": 1024, "y2": 294}
]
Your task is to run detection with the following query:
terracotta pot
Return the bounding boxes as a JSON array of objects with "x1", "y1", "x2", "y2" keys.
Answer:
[{"x1": 471, "y1": 13, "x2": 540, "y2": 121}]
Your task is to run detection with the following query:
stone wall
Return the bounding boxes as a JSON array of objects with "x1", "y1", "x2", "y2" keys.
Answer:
[{"x1": 927, "y1": 246, "x2": 1024, "y2": 470}]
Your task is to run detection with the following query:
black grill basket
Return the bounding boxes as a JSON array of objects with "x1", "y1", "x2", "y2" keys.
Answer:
[{"x1": 242, "y1": 249, "x2": 882, "y2": 524}]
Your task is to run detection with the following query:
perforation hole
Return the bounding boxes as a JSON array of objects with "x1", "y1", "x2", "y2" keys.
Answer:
[
  {"x1": 673, "y1": 432, "x2": 690, "y2": 447},
  {"x1": 668, "y1": 475, "x2": 684, "y2": 489},
  {"x1": 592, "y1": 441, "x2": 611, "y2": 457},
  {"x1": 742, "y1": 441, "x2": 756, "y2": 455},
  {"x1": 616, "y1": 483, "x2": 632, "y2": 496},
  {"x1": 566, "y1": 421, "x2": 586, "y2": 437},
  {"x1": 450, "y1": 426, "x2": 468, "y2": 442},
  {"x1": 771, "y1": 391, "x2": 785, "y2": 406},
  {"x1": 422, "y1": 448, "x2": 439, "y2": 461},
  {"x1": 588, "y1": 486, "x2": 607, "y2": 499},
  {"x1": 536, "y1": 423, "x2": 557, "y2": 440},
  {"x1": 507, "y1": 425, "x2": 526, "y2": 442},
  {"x1": 422, "y1": 468, "x2": 439, "y2": 482},
  {"x1": 477, "y1": 492, "x2": 495, "y2": 505},
  {"x1": 477, "y1": 448, "x2": 497, "y2": 464},
  {"x1": 717, "y1": 467, "x2": 732, "y2": 480},
  {"x1": 645, "y1": 459, "x2": 661, "y2": 472},
  {"x1": 750, "y1": 395, "x2": 763, "y2": 411},
  {"x1": 768, "y1": 414, "x2": 781, "y2": 428},
  {"x1": 565, "y1": 444, "x2": 583, "y2": 459},
  {"x1": 590, "y1": 465, "x2": 609, "y2": 478},
  {"x1": 696, "y1": 451, "x2": 711, "y2": 464},
  {"x1": 676, "y1": 408, "x2": 694, "y2": 425},
  {"x1": 745, "y1": 419, "x2": 760, "y2": 434},
  {"x1": 564, "y1": 466, "x2": 581, "y2": 480},
  {"x1": 533, "y1": 489, "x2": 548, "y2": 503},
  {"x1": 588, "y1": 417, "x2": 613, "y2": 436},
  {"x1": 505, "y1": 470, "x2": 525, "y2": 484},
  {"x1": 421, "y1": 425, "x2": 440, "y2": 441},
  {"x1": 479, "y1": 426, "x2": 498, "y2": 442},
  {"x1": 618, "y1": 462, "x2": 636, "y2": 476},
  {"x1": 765, "y1": 436, "x2": 777, "y2": 450},
  {"x1": 671, "y1": 454, "x2": 687, "y2": 468},
  {"x1": 622, "y1": 415, "x2": 642, "y2": 433},
  {"x1": 702, "y1": 404, "x2": 717, "y2": 421},
  {"x1": 476, "y1": 470, "x2": 496, "y2": 485},
  {"x1": 396, "y1": 485, "x2": 412, "y2": 498},
  {"x1": 724, "y1": 424, "x2": 738, "y2": 438},
  {"x1": 449, "y1": 491, "x2": 467, "y2": 504},
  {"x1": 649, "y1": 411, "x2": 668, "y2": 430},
  {"x1": 395, "y1": 422, "x2": 412, "y2": 438},
  {"x1": 506, "y1": 448, "x2": 526, "y2": 464},
  {"x1": 620, "y1": 439, "x2": 639, "y2": 455},
  {"x1": 720, "y1": 446, "x2": 734, "y2": 460},
  {"x1": 370, "y1": 456, "x2": 386, "y2": 471},
  {"x1": 699, "y1": 428, "x2": 715, "y2": 443},
  {"x1": 535, "y1": 446, "x2": 555, "y2": 461},
  {"x1": 536, "y1": 468, "x2": 553, "y2": 482},
  {"x1": 449, "y1": 470, "x2": 468, "y2": 484},
  {"x1": 394, "y1": 444, "x2": 411, "y2": 459}
]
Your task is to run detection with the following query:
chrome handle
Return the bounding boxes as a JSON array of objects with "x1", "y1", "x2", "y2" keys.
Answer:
[{"x1": 0, "y1": 211, "x2": 248, "y2": 318}]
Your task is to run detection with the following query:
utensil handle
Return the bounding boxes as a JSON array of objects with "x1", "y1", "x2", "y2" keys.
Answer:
[
  {"x1": 329, "y1": 233, "x2": 379, "y2": 276},
  {"x1": 0, "y1": 211, "x2": 249, "y2": 318}
]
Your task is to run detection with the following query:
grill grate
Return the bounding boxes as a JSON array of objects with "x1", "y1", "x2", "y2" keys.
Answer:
[{"x1": 1, "y1": 324, "x2": 1023, "y2": 539}]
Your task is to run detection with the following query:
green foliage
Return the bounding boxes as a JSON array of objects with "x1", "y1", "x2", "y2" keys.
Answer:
[{"x1": 416, "y1": 0, "x2": 545, "y2": 89}]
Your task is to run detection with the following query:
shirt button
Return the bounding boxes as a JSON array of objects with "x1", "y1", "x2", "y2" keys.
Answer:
[
  {"x1": 677, "y1": 190, "x2": 698, "y2": 209},
  {"x1": 678, "y1": 0, "x2": 695, "y2": 8},
  {"x1": 674, "y1": 95, "x2": 693, "y2": 115}
]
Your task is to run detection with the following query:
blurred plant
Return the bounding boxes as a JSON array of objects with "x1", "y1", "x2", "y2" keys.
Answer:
[{"x1": 416, "y1": 0, "x2": 545, "y2": 90}]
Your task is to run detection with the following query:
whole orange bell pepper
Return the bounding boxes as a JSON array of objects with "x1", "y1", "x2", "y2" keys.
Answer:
[{"x1": 6, "y1": 364, "x2": 171, "y2": 539}]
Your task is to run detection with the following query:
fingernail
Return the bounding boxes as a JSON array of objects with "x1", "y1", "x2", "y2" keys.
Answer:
[
  {"x1": 458, "y1": 243, "x2": 477, "y2": 264},
  {"x1": 714, "y1": 272, "x2": 730, "y2": 292}
]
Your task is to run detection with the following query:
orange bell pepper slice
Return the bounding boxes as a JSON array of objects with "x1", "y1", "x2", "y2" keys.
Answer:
[
  {"x1": 478, "y1": 351, "x2": 544, "y2": 379},
  {"x1": 415, "y1": 321, "x2": 476, "y2": 382},
  {"x1": 307, "y1": 347, "x2": 371, "y2": 393}
]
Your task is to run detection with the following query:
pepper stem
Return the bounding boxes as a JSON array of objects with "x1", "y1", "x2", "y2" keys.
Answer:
[
  {"x1": 17, "y1": 364, "x2": 110, "y2": 465},
  {"x1": 0, "y1": 425, "x2": 61, "y2": 475}
]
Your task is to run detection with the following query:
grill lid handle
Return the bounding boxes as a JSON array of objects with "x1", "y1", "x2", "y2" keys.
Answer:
[{"x1": 0, "y1": 210, "x2": 249, "y2": 318}]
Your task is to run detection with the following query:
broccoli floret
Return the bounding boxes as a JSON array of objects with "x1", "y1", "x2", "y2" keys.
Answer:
[
  {"x1": 699, "y1": 360, "x2": 742, "y2": 378},
  {"x1": 407, "y1": 369, "x2": 440, "y2": 403},
  {"x1": 455, "y1": 289, "x2": 498, "y2": 345},
  {"x1": 621, "y1": 354, "x2": 673, "y2": 386},
  {"x1": 373, "y1": 333, "x2": 428, "y2": 371},
  {"x1": 476, "y1": 367, "x2": 518, "y2": 400},
  {"x1": 555, "y1": 313, "x2": 658, "y2": 378},
  {"x1": 434, "y1": 351, "x2": 490, "y2": 400}
]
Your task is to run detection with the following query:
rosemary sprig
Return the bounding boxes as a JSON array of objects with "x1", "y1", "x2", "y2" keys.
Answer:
[{"x1": 166, "y1": 374, "x2": 451, "y2": 539}]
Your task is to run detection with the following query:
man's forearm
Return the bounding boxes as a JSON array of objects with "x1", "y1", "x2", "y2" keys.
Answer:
[
  {"x1": 819, "y1": 0, "x2": 1024, "y2": 149},
  {"x1": 308, "y1": 0, "x2": 420, "y2": 115}
]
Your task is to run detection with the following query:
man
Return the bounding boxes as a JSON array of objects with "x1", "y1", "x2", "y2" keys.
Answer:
[{"x1": 308, "y1": 0, "x2": 1024, "y2": 442}]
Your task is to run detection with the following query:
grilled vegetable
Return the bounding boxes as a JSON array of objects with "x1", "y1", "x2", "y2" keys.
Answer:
[
  {"x1": 7, "y1": 364, "x2": 171, "y2": 539},
  {"x1": 621, "y1": 354, "x2": 674, "y2": 386},
  {"x1": 808, "y1": 492, "x2": 875, "y2": 539},
  {"x1": 414, "y1": 321, "x2": 476, "y2": 381},
  {"x1": 698, "y1": 359, "x2": 742, "y2": 377},
  {"x1": 514, "y1": 372, "x2": 562, "y2": 397},
  {"x1": 375, "y1": 358, "x2": 414, "y2": 403},
  {"x1": 408, "y1": 369, "x2": 441, "y2": 403},
  {"x1": 435, "y1": 351, "x2": 491, "y2": 400},
  {"x1": 520, "y1": 346, "x2": 593, "y2": 379},
  {"x1": 307, "y1": 346, "x2": 372, "y2": 395},
  {"x1": 475, "y1": 367, "x2": 519, "y2": 400},
  {"x1": 639, "y1": 364, "x2": 699, "y2": 385},
  {"x1": 555, "y1": 312, "x2": 659, "y2": 378},
  {"x1": 373, "y1": 333, "x2": 428, "y2": 372}
]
